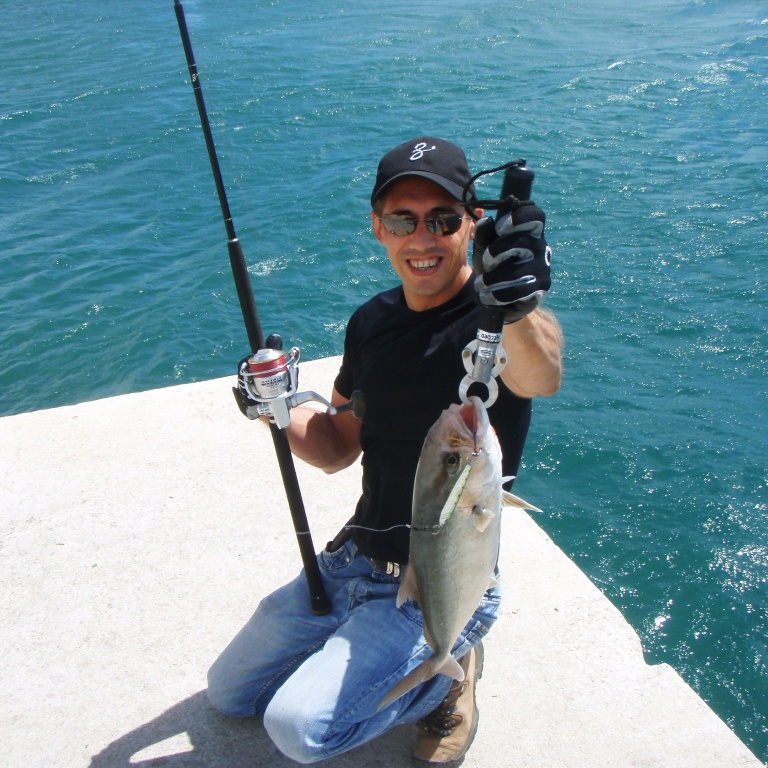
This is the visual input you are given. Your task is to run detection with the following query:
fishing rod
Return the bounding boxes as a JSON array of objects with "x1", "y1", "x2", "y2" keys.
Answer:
[{"x1": 173, "y1": 0, "x2": 335, "y2": 614}]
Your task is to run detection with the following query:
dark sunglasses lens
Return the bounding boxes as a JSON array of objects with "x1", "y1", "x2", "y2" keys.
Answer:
[
  {"x1": 426, "y1": 214, "x2": 463, "y2": 235},
  {"x1": 380, "y1": 216, "x2": 416, "y2": 236},
  {"x1": 379, "y1": 213, "x2": 464, "y2": 236}
]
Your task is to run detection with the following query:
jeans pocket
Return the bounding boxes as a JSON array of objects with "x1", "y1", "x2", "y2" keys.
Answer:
[
  {"x1": 319, "y1": 540, "x2": 352, "y2": 572},
  {"x1": 451, "y1": 608, "x2": 499, "y2": 658}
]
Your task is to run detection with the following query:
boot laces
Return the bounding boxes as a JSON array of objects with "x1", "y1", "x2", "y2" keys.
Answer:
[{"x1": 416, "y1": 679, "x2": 468, "y2": 737}]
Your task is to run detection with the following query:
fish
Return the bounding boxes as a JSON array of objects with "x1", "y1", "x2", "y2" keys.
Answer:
[{"x1": 378, "y1": 395, "x2": 539, "y2": 711}]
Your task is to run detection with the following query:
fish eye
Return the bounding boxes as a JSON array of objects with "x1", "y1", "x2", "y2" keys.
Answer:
[{"x1": 445, "y1": 452, "x2": 461, "y2": 474}]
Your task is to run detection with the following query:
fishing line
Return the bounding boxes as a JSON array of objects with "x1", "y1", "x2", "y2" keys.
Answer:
[
  {"x1": 342, "y1": 523, "x2": 441, "y2": 534},
  {"x1": 292, "y1": 523, "x2": 442, "y2": 536},
  {"x1": 342, "y1": 523, "x2": 409, "y2": 533}
]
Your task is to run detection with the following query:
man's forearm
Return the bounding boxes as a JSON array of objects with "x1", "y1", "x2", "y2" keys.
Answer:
[
  {"x1": 499, "y1": 308, "x2": 563, "y2": 399},
  {"x1": 263, "y1": 395, "x2": 362, "y2": 474}
]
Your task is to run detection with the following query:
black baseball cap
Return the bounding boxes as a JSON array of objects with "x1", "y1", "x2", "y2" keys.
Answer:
[{"x1": 370, "y1": 136, "x2": 475, "y2": 207}]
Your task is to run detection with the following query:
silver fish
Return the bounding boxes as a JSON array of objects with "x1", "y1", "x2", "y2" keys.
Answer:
[{"x1": 378, "y1": 396, "x2": 506, "y2": 710}]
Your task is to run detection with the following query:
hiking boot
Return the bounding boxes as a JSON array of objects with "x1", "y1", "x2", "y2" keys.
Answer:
[{"x1": 413, "y1": 642, "x2": 484, "y2": 764}]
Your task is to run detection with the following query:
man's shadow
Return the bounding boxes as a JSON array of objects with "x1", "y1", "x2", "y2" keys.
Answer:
[{"x1": 89, "y1": 690, "x2": 412, "y2": 767}]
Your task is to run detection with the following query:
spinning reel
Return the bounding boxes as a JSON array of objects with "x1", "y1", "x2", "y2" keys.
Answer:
[{"x1": 235, "y1": 335, "x2": 364, "y2": 429}]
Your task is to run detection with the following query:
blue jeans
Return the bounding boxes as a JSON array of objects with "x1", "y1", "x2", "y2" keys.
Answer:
[{"x1": 207, "y1": 539, "x2": 501, "y2": 764}]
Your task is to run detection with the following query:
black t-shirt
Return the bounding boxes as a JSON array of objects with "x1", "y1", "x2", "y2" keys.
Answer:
[{"x1": 334, "y1": 277, "x2": 531, "y2": 565}]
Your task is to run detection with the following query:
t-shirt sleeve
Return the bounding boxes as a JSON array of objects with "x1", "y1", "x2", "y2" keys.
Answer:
[
  {"x1": 334, "y1": 356, "x2": 353, "y2": 399},
  {"x1": 333, "y1": 309, "x2": 359, "y2": 399}
]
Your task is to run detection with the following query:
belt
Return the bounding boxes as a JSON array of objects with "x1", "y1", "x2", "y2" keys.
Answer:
[{"x1": 369, "y1": 558, "x2": 402, "y2": 578}]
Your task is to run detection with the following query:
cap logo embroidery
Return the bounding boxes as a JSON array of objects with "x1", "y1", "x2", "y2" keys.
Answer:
[{"x1": 409, "y1": 142, "x2": 436, "y2": 161}]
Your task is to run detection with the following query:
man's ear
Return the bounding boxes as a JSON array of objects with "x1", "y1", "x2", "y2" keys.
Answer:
[{"x1": 469, "y1": 208, "x2": 483, "y2": 240}]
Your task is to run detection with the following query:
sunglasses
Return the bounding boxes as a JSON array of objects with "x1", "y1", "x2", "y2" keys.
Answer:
[{"x1": 376, "y1": 212, "x2": 469, "y2": 237}]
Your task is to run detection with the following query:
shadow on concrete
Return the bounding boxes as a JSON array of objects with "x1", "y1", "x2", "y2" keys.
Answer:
[{"x1": 88, "y1": 691, "x2": 413, "y2": 767}]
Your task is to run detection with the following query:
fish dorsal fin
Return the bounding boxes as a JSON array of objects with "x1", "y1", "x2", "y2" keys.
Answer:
[
  {"x1": 502, "y1": 490, "x2": 544, "y2": 514},
  {"x1": 438, "y1": 461, "x2": 474, "y2": 527},
  {"x1": 396, "y1": 563, "x2": 420, "y2": 608},
  {"x1": 472, "y1": 505, "x2": 496, "y2": 533}
]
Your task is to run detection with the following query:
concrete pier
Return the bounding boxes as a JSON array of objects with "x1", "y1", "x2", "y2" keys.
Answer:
[{"x1": 1, "y1": 357, "x2": 762, "y2": 767}]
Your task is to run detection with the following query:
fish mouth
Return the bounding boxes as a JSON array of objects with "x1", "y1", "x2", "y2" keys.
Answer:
[
  {"x1": 452, "y1": 396, "x2": 487, "y2": 453},
  {"x1": 458, "y1": 399, "x2": 479, "y2": 435}
]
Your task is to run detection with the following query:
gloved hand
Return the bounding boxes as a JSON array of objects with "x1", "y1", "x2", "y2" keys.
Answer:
[
  {"x1": 472, "y1": 200, "x2": 552, "y2": 323},
  {"x1": 232, "y1": 355, "x2": 261, "y2": 420}
]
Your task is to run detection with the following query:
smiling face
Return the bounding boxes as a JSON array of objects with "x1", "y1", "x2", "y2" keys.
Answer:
[{"x1": 371, "y1": 176, "x2": 479, "y2": 312}]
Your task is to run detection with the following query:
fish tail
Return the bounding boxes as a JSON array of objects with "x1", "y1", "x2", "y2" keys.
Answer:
[{"x1": 376, "y1": 654, "x2": 464, "y2": 711}]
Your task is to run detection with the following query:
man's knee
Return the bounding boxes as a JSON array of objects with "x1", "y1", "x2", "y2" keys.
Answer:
[
  {"x1": 263, "y1": 692, "x2": 331, "y2": 764},
  {"x1": 206, "y1": 658, "x2": 252, "y2": 717}
]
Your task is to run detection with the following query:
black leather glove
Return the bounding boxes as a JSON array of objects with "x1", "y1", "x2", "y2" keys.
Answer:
[{"x1": 472, "y1": 200, "x2": 552, "y2": 323}]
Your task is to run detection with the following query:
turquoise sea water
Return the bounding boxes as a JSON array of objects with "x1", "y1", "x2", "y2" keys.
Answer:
[{"x1": 2, "y1": 0, "x2": 766, "y2": 759}]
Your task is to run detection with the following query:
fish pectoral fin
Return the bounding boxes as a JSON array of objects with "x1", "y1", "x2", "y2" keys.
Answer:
[
  {"x1": 488, "y1": 573, "x2": 500, "y2": 589},
  {"x1": 502, "y1": 490, "x2": 544, "y2": 514},
  {"x1": 472, "y1": 505, "x2": 496, "y2": 533},
  {"x1": 396, "y1": 563, "x2": 420, "y2": 608}
]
